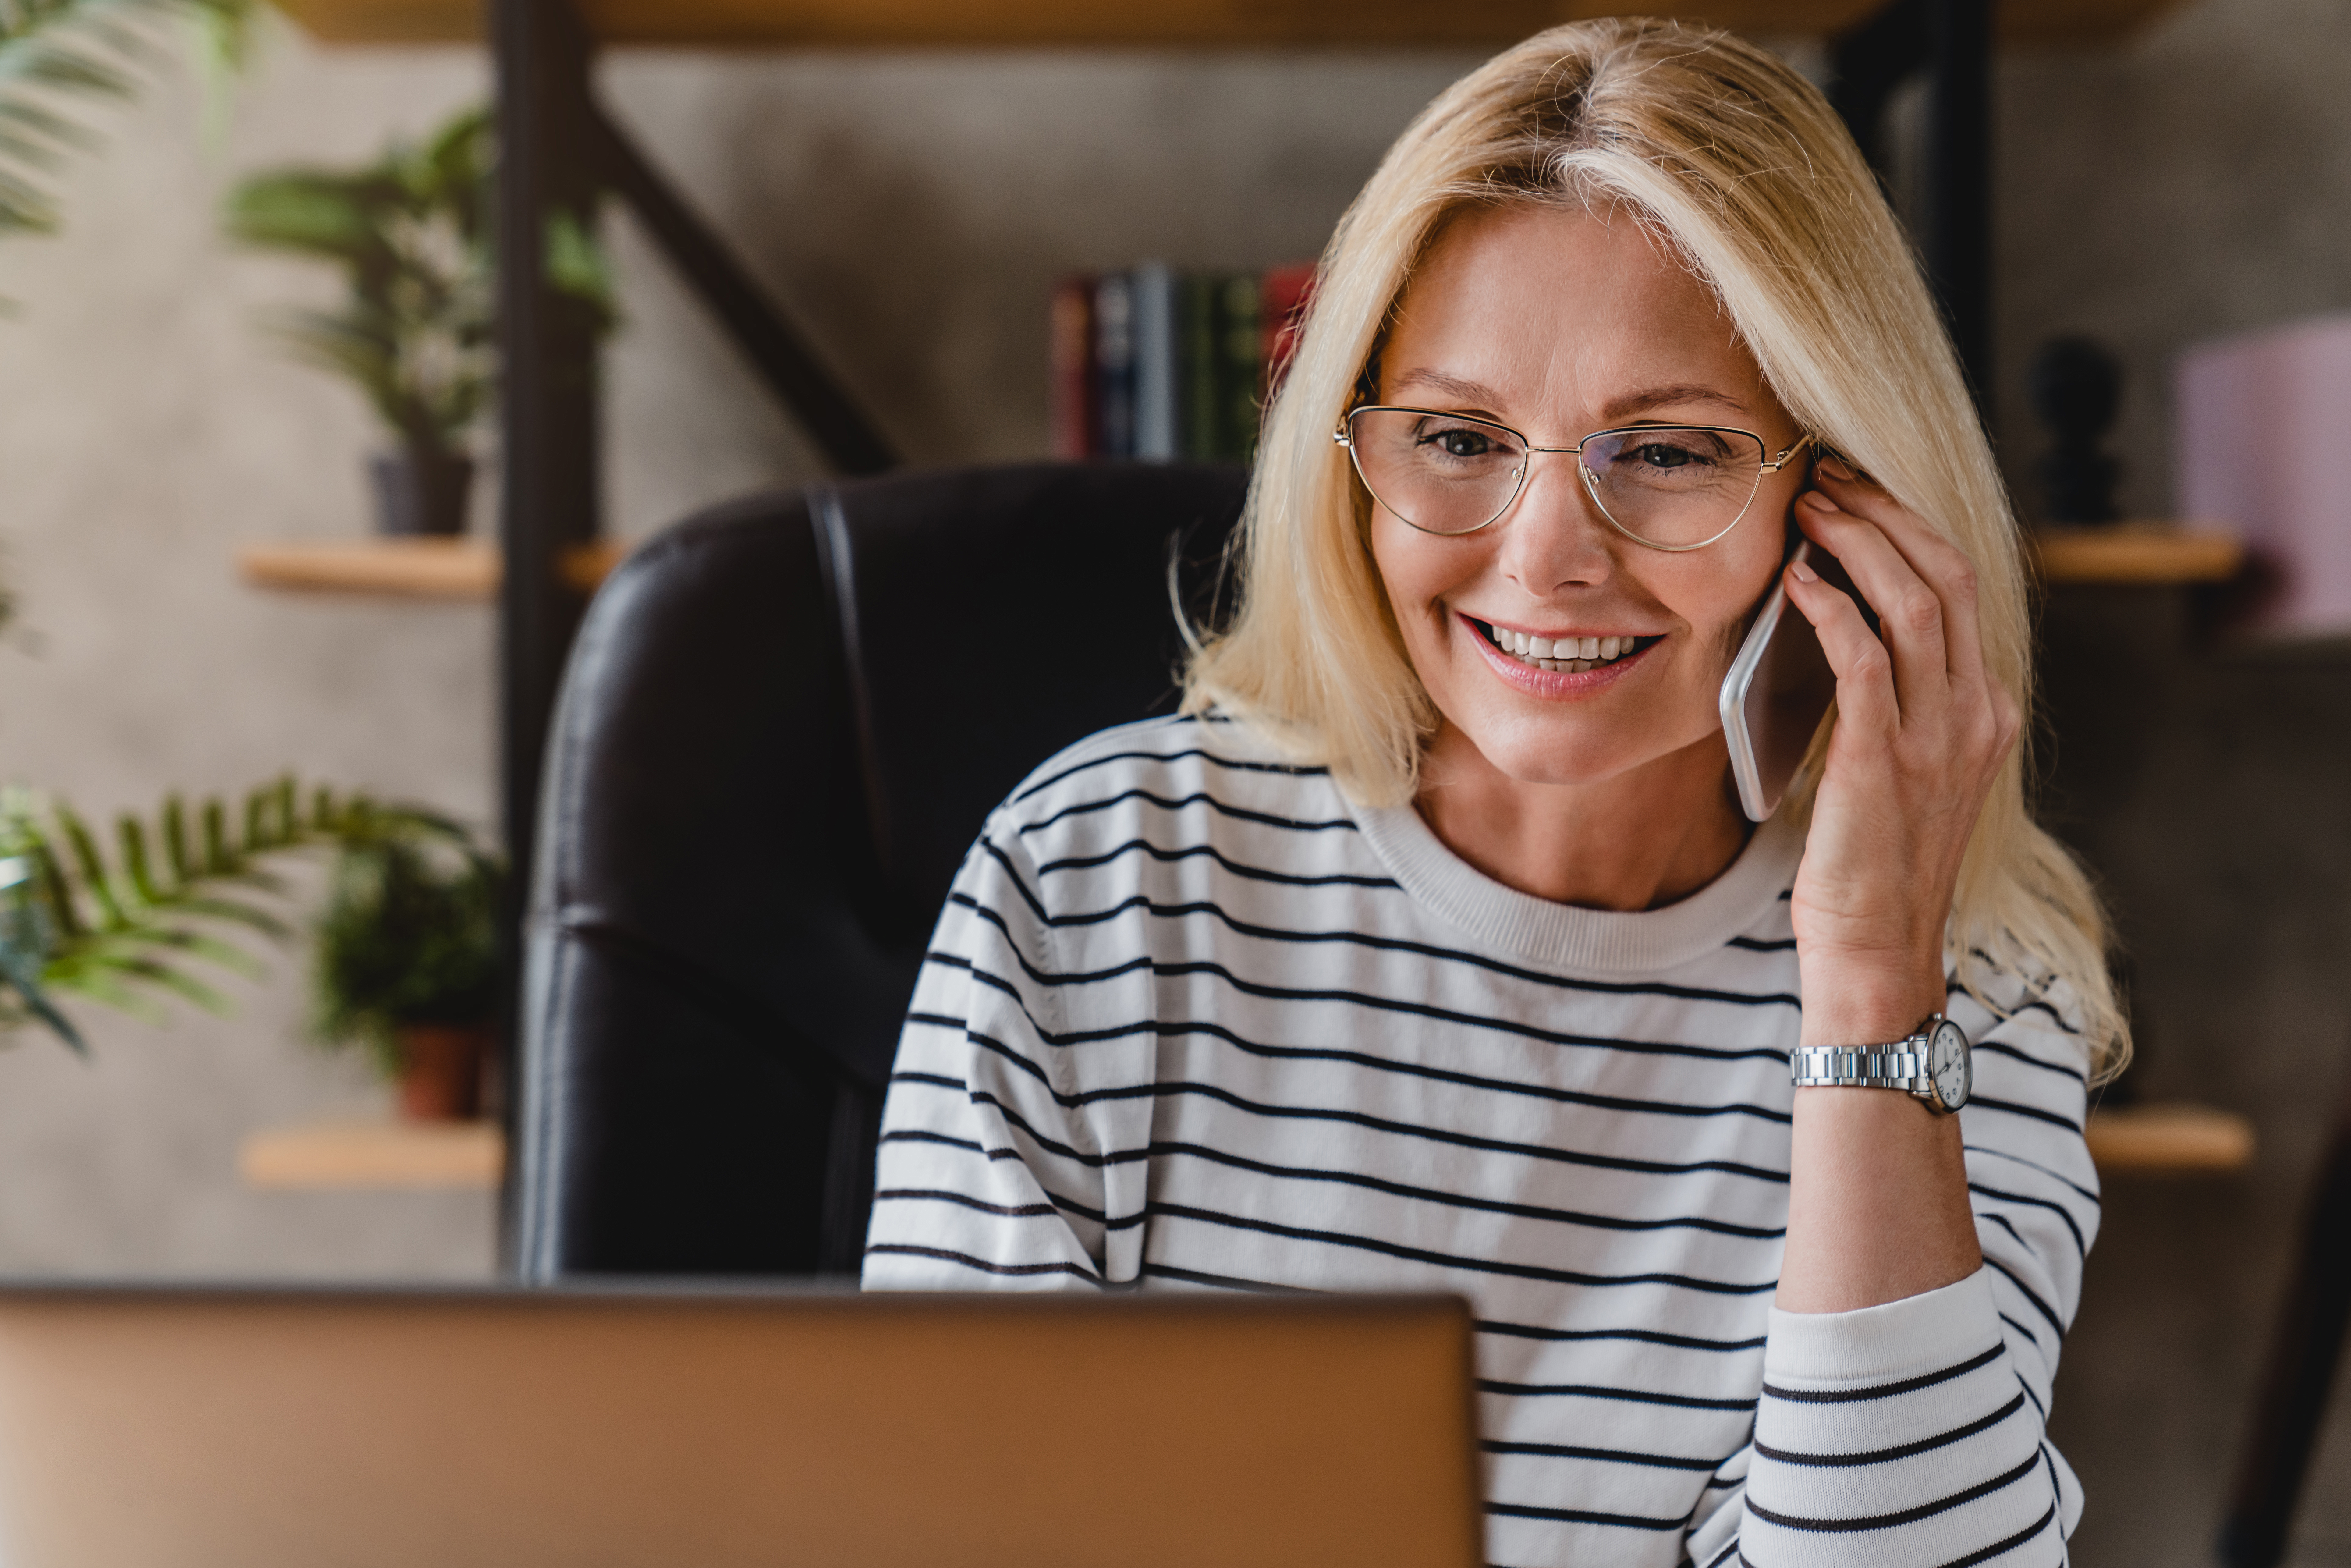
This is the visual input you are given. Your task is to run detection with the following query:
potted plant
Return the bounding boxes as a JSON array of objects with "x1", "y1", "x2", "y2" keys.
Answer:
[
  {"x1": 311, "y1": 807, "x2": 502, "y2": 1120},
  {"x1": 224, "y1": 108, "x2": 492, "y2": 537},
  {"x1": 0, "y1": 782, "x2": 504, "y2": 1123},
  {"x1": 222, "y1": 106, "x2": 613, "y2": 537}
]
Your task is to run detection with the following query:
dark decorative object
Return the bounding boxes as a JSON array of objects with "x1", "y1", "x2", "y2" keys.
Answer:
[
  {"x1": 2028, "y1": 335, "x2": 2124, "y2": 524},
  {"x1": 369, "y1": 452, "x2": 475, "y2": 537}
]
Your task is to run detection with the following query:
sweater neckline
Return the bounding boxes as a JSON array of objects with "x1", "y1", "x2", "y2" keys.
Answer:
[{"x1": 1350, "y1": 793, "x2": 1806, "y2": 976}]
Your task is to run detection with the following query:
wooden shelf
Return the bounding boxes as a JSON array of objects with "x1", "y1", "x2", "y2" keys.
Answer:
[
  {"x1": 239, "y1": 1118, "x2": 506, "y2": 1190},
  {"x1": 2030, "y1": 525, "x2": 2244, "y2": 586},
  {"x1": 234, "y1": 1105, "x2": 2234, "y2": 1187},
  {"x1": 2084, "y1": 1101, "x2": 2255, "y2": 1173},
  {"x1": 238, "y1": 538, "x2": 626, "y2": 601},
  {"x1": 272, "y1": 0, "x2": 2190, "y2": 48}
]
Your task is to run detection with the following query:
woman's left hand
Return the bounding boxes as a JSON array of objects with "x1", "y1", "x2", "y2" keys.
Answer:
[{"x1": 1780, "y1": 459, "x2": 2022, "y2": 1040}]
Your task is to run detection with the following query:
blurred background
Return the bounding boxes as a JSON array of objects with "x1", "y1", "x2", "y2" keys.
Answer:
[{"x1": 0, "y1": 0, "x2": 2341, "y2": 1562}]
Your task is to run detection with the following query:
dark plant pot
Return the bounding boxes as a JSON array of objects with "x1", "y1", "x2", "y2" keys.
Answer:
[
  {"x1": 370, "y1": 451, "x2": 475, "y2": 537},
  {"x1": 394, "y1": 1022, "x2": 490, "y2": 1121}
]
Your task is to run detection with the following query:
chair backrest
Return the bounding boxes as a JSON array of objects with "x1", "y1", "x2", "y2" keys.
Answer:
[{"x1": 516, "y1": 462, "x2": 1250, "y2": 1280}]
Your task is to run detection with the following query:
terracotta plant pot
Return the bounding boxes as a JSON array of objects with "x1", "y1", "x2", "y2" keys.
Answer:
[
  {"x1": 369, "y1": 449, "x2": 475, "y2": 537},
  {"x1": 393, "y1": 1023, "x2": 491, "y2": 1121}
]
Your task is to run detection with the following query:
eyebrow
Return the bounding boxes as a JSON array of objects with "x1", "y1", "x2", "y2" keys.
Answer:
[
  {"x1": 1604, "y1": 383, "x2": 1753, "y2": 421},
  {"x1": 1383, "y1": 367, "x2": 1753, "y2": 423}
]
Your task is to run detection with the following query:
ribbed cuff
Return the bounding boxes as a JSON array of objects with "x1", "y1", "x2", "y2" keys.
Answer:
[{"x1": 1764, "y1": 1267, "x2": 2001, "y2": 1387}]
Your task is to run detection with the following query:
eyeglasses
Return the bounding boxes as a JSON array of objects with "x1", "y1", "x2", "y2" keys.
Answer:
[{"x1": 1334, "y1": 405, "x2": 1816, "y2": 552}]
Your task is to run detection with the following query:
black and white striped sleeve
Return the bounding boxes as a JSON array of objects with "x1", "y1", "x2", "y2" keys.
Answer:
[
  {"x1": 1690, "y1": 992, "x2": 2096, "y2": 1567},
  {"x1": 861, "y1": 820, "x2": 1126, "y2": 1291}
]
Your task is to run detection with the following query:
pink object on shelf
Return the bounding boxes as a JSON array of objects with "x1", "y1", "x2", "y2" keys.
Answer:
[{"x1": 2175, "y1": 312, "x2": 2351, "y2": 635}]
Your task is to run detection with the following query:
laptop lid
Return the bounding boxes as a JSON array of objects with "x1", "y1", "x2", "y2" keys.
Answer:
[{"x1": 0, "y1": 1284, "x2": 1483, "y2": 1568}]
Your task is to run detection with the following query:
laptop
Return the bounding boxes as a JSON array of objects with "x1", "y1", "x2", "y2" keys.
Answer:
[{"x1": 0, "y1": 1282, "x2": 1483, "y2": 1568}]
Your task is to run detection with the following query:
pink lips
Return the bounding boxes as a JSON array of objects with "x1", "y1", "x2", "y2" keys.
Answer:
[{"x1": 1458, "y1": 612, "x2": 1652, "y2": 699}]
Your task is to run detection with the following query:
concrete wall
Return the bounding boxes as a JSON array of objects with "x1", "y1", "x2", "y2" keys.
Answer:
[
  {"x1": 0, "y1": 41, "x2": 498, "y2": 1279},
  {"x1": 0, "y1": 1, "x2": 2345, "y2": 1562}
]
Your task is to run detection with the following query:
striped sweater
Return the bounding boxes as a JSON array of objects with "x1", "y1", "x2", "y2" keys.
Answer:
[{"x1": 862, "y1": 714, "x2": 2096, "y2": 1567}]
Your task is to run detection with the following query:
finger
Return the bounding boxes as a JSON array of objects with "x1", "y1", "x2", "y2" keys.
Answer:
[
  {"x1": 1796, "y1": 490, "x2": 1949, "y2": 722},
  {"x1": 1812, "y1": 465, "x2": 1990, "y2": 692},
  {"x1": 1781, "y1": 551, "x2": 1898, "y2": 737}
]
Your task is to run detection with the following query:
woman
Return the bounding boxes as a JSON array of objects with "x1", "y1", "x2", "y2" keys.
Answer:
[{"x1": 864, "y1": 19, "x2": 2115, "y2": 1568}]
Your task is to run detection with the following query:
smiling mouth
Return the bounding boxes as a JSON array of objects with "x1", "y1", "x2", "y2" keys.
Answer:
[{"x1": 1468, "y1": 618, "x2": 1663, "y2": 674}]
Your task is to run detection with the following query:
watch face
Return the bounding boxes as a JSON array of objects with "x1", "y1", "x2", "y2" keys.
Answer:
[{"x1": 1929, "y1": 1019, "x2": 1971, "y2": 1112}]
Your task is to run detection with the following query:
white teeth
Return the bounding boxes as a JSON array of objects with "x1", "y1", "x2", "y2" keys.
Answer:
[{"x1": 1489, "y1": 623, "x2": 1645, "y2": 669}]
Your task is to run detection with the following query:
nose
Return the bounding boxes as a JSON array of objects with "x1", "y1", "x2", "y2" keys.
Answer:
[{"x1": 1494, "y1": 452, "x2": 1619, "y2": 594}]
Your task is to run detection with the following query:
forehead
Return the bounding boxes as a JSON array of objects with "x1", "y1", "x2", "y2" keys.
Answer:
[{"x1": 1384, "y1": 203, "x2": 1771, "y2": 420}]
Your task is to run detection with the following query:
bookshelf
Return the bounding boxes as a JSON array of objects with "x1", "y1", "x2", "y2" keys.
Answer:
[
  {"x1": 2083, "y1": 1102, "x2": 2256, "y2": 1173},
  {"x1": 2031, "y1": 526, "x2": 2244, "y2": 586},
  {"x1": 238, "y1": 538, "x2": 626, "y2": 601},
  {"x1": 275, "y1": 0, "x2": 2190, "y2": 47},
  {"x1": 237, "y1": 521, "x2": 2238, "y2": 602},
  {"x1": 240, "y1": 1119, "x2": 505, "y2": 1189},
  {"x1": 232, "y1": 1107, "x2": 2235, "y2": 1187},
  {"x1": 232, "y1": 1106, "x2": 2229, "y2": 1188}
]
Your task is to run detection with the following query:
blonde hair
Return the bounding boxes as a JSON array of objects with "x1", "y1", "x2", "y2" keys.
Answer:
[{"x1": 1184, "y1": 17, "x2": 2126, "y2": 1075}]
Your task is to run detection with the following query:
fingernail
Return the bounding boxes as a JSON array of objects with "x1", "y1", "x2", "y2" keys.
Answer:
[
  {"x1": 1801, "y1": 489, "x2": 1840, "y2": 513},
  {"x1": 1789, "y1": 559, "x2": 1819, "y2": 583}
]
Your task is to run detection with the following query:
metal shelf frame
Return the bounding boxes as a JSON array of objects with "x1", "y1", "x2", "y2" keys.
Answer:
[{"x1": 491, "y1": 0, "x2": 896, "y2": 926}]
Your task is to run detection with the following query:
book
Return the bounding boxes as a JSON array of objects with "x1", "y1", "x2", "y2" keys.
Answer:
[
  {"x1": 1183, "y1": 272, "x2": 1222, "y2": 462},
  {"x1": 1093, "y1": 273, "x2": 1136, "y2": 459},
  {"x1": 1219, "y1": 271, "x2": 1262, "y2": 460},
  {"x1": 1262, "y1": 262, "x2": 1317, "y2": 401},
  {"x1": 1131, "y1": 262, "x2": 1181, "y2": 462},
  {"x1": 1052, "y1": 261, "x2": 1316, "y2": 462},
  {"x1": 1048, "y1": 277, "x2": 1095, "y2": 460}
]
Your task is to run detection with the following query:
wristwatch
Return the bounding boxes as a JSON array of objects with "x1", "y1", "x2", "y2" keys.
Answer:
[{"x1": 1789, "y1": 1014, "x2": 1972, "y2": 1115}]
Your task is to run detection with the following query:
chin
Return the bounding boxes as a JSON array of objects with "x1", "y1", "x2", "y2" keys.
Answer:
[
  {"x1": 1434, "y1": 690, "x2": 1729, "y2": 795},
  {"x1": 1456, "y1": 712, "x2": 1642, "y2": 789}
]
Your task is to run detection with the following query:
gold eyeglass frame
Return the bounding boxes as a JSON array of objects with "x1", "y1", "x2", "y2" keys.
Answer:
[{"x1": 1333, "y1": 405, "x2": 1817, "y2": 552}]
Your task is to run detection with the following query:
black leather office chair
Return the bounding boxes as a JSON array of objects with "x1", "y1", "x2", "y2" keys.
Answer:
[{"x1": 515, "y1": 461, "x2": 1250, "y2": 1280}]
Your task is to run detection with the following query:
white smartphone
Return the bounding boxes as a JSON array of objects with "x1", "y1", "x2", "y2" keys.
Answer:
[{"x1": 1718, "y1": 538, "x2": 1869, "y2": 823}]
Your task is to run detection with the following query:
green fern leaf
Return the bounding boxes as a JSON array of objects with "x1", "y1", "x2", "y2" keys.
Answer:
[
  {"x1": 115, "y1": 812, "x2": 158, "y2": 905},
  {"x1": 160, "y1": 792, "x2": 189, "y2": 885},
  {"x1": 200, "y1": 796, "x2": 228, "y2": 874},
  {"x1": 54, "y1": 806, "x2": 122, "y2": 928}
]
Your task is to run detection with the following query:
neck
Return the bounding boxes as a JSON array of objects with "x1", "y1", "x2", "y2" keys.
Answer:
[{"x1": 1413, "y1": 723, "x2": 1753, "y2": 911}]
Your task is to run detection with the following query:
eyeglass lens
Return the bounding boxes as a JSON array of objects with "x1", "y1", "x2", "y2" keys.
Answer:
[{"x1": 1345, "y1": 408, "x2": 1771, "y2": 548}]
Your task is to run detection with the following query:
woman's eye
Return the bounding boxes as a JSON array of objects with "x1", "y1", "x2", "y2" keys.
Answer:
[
  {"x1": 1428, "y1": 429, "x2": 1496, "y2": 458},
  {"x1": 1631, "y1": 442, "x2": 1703, "y2": 469}
]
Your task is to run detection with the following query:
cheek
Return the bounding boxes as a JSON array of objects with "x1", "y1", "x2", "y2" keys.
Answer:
[
  {"x1": 1370, "y1": 516, "x2": 1482, "y2": 632},
  {"x1": 1678, "y1": 520, "x2": 1791, "y2": 667}
]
